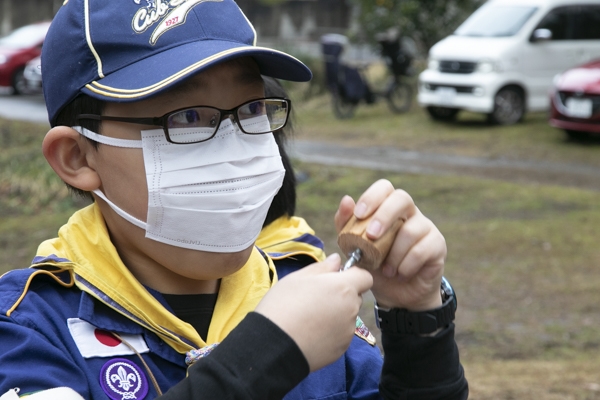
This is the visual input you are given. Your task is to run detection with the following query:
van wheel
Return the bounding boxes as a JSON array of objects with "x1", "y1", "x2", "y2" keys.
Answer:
[
  {"x1": 488, "y1": 87, "x2": 524, "y2": 125},
  {"x1": 426, "y1": 106, "x2": 459, "y2": 121}
]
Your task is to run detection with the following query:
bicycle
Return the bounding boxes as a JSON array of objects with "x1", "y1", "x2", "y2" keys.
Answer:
[{"x1": 321, "y1": 30, "x2": 415, "y2": 119}]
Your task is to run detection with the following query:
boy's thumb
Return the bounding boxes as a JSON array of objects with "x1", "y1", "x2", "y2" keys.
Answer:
[
  {"x1": 323, "y1": 253, "x2": 342, "y2": 272},
  {"x1": 299, "y1": 253, "x2": 341, "y2": 276}
]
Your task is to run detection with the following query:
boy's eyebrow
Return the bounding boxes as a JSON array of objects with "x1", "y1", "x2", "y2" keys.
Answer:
[
  {"x1": 234, "y1": 69, "x2": 265, "y2": 87},
  {"x1": 165, "y1": 68, "x2": 264, "y2": 102}
]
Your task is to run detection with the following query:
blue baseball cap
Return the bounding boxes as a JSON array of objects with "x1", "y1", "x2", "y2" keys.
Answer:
[{"x1": 42, "y1": 0, "x2": 312, "y2": 126}]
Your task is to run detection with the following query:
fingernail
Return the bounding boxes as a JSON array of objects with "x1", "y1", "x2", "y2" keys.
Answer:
[
  {"x1": 354, "y1": 202, "x2": 368, "y2": 218},
  {"x1": 382, "y1": 264, "x2": 395, "y2": 277},
  {"x1": 326, "y1": 253, "x2": 341, "y2": 263},
  {"x1": 366, "y1": 219, "x2": 382, "y2": 237}
]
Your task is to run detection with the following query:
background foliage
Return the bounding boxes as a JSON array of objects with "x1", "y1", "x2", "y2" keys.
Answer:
[{"x1": 348, "y1": 0, "x2": 485, "y2": 52}]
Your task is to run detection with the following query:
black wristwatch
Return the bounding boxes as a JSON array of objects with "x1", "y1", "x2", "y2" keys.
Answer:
[{"x1": 374, "y1": 277, "x2": 457, "y2": 335}]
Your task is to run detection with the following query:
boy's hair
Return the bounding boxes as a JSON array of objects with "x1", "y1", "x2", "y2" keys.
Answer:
[
  {"x1": 263, "y1": 77, "x2": 296, "y2": 226},
  {"x1": 53, "y1": 95, "x2": 106, "y2": 200}
]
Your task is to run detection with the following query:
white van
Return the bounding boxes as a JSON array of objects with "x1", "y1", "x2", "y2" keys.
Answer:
[{"x1": 417, "y1": 0, "x2": 600, "y2": 124}]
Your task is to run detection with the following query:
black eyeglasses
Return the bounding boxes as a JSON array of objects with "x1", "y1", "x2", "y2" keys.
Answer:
[{"x1": 76, "y1": 97, "x2": 291, "y2": 144}]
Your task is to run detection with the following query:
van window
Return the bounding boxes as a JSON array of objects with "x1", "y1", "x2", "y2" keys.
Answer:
[
  {"x1": 454, "y1": 5, "x2": 538, "y2": 37},
  {"x1": 535, "y1": 7, "x2": 575, "y2": 40},
  {"x1": 578, "y1": 6, "x2": 600, "y2": 40},
  {"x1": 535, "y1": 6, "x2": 600, "y2": 41}
]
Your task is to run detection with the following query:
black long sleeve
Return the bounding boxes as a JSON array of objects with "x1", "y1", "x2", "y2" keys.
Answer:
[
  {"x1": 160, "y1": 312, "x2": 309, "y2": 400},
  {"x1": 379, "y1": 323, "x2": 469, "y2": 400}
]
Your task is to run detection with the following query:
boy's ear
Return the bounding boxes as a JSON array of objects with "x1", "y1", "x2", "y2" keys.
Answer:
[{"x1": 42, "y1": 126, "x2": 101, "y2": 191}]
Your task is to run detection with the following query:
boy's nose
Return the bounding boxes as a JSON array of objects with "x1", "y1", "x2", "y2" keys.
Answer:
[{"x1": 221, "y1": 113, "x2": 241, "y2": 130}]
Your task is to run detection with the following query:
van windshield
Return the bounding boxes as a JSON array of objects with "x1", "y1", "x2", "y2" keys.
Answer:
[{"x1": 454, "y1": 5, "x2": 538, "y2": 37}]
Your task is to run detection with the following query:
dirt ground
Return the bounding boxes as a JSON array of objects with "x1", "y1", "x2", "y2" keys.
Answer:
[{"x1": 289, "y1": 139, "x2": 600, "y2": 193}]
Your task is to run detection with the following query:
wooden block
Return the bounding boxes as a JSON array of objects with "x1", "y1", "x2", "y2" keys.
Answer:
[{"x1": 337, "y1": 215, "x2": 404, "y2": 271}]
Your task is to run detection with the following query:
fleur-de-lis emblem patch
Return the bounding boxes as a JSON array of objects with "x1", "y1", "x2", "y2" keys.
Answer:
[
  {"x1": 112, "y1": 365, "x2": 137, "y2": 391},
  {"x1": 100, "y1": 358, "x2": 149, "y2": 400}
]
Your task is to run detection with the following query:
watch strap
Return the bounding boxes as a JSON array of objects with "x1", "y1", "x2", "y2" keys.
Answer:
[{"x1": 375, "y1": 296, "x2": 456, "y2": 335}]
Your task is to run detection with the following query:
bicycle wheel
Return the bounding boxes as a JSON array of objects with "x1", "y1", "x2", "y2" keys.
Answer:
[
  {"x1": 386, "y1": 81, "x2": 412, "y2": 113},
  {"x1": 332, "y1": 90, "x2": 357, "y2": 119}
]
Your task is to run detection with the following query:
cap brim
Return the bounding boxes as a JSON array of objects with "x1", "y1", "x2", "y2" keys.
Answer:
[{"x1": 81, "y1": 40, "x2": 312, "y2": 102}]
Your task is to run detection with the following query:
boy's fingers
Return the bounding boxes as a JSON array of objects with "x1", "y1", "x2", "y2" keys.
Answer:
[
  {"x1": 323, "y1": 253, "x2": 342, "y2": 272},
  {"x1": 334, "y1": 195, "x2": 355, "y2": 232},
  {"x1": 341, "y1": 266, "x2": 374, "y2": 294},
  {"x1": 353, "y1": 179, "x2": 395, "y2": 219},
  {"x1": 292, "y1": 253, "x2": 372, "y2": 293},
  {"x1": 294, "y1": 253, "x2": 341, "y2": 277}
]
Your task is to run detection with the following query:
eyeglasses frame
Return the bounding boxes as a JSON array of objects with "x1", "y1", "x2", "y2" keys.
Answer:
[{"x1": 76, "y1": 97, "x2": 291, "y2": 144}]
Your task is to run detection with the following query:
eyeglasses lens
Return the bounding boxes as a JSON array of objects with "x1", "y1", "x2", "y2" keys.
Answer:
[
  {"x1": 166, "y1": 99, "x2": 288, "y2": 143},
  {"x1": 167, "y1": 108, "x2": 220, "y2": 143},
  {"x1": 238, "y1": 100, "x2": 287, "y2": 134}
]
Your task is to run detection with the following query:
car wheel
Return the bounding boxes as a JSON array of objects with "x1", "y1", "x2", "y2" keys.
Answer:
[
  {"x1": 565, "y1": 130, "x2": 591, "y2": 141},
  {"x1": 12, "y1": 68, "x2": 29, "y2": 95},
  {"x1": 426, "y1": 106, "x2": 459, "y2": 121},
  {"x1": 488, "y1": 87, "x2": 524, "y2": 125}
]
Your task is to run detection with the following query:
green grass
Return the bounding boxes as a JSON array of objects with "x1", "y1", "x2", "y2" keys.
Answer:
[
  {"x1": 2, "y1": 93, "x2": 600, "y2": 398},
  {"x1": 0, "y1": 118, "x2": 88, "y2": 273}
]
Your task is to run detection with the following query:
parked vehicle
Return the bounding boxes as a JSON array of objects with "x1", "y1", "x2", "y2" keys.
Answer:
[
  {"x1": 0, "y1": 21, "x2": 50, "y2": 95},
  {"x1": 321, "y1": 30, "x2": 414, "y2": 119},
  {"x1": 549, "y1": 59, "x2": 600, "y2": 140},
  {"x1": 418, "y1": 0, "x2": 600, "y2": 125},
  {"x1": 23, "y1": 56, "x2": 42, "y2": 93}
]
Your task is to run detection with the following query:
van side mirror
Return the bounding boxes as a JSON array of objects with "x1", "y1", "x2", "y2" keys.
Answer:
[{"x1": 531, "y1": 28, "x2": 552, "y2": 42}]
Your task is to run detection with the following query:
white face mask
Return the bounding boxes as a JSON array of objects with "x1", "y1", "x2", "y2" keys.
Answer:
[{"x1": 73, "y1": 117, "x2": 285, "y2": 253}]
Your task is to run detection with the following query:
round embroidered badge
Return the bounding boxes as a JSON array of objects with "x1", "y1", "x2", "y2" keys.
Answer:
[{"x1": 100, "y1": 358, "x2": 149, "y2": 400}]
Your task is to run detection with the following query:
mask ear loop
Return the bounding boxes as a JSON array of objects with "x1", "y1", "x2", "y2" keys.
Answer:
[
  {"x1": 72, "y1": 126, "x2": 143, "y2": 148},
  {"x1": 72, "y1": 126, "x2": 148, "y2": 231},
  {"x1": 93, "y1": 189, "x2": 147, "y2": 231}
]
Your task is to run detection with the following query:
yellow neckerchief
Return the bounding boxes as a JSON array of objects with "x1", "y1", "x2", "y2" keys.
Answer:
[
  {"x1": 30, "y1": 203, "x2": 276, "y2": 354},
  {"x1": 256, "y1": 216, "x2": 326, "y2": 263}
]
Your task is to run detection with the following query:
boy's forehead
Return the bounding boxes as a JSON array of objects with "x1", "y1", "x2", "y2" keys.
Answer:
[
  {"x1": 163, "y1": 58, "x2": 264, "y2": 99},
  {"x1": 104, "y1": 58, "x2": 265, "y2": 115}
]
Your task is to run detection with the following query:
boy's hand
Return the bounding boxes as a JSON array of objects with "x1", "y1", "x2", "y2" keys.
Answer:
[
  {"x1": 255, "y1": 254, "x2": 372, "y2": 372},
  {"x1": 334, "y1": 179, "x2": 447, "y2": 312}
]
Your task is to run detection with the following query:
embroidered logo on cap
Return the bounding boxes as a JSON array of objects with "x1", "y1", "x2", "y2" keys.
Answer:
[
  {"x1": 100, "y1": 358, "x2": 149, "y2": 400},
  {"x1": 131, "y1": 0, "x2": 223, "y2": 45}
]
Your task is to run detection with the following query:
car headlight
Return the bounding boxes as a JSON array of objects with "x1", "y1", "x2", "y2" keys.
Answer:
[
  {"x1": 476, "y1": 59, "x2": 501, "y2": 73},
  {"x1": 552, "y1": 73, "x2": 562, "y2": 87},
  {"x1": 0, "y1": 55, "x2": 7, "y2": 65},
  {"x1": 428, "y1": 59, "x2": 439, "y2": 71}
]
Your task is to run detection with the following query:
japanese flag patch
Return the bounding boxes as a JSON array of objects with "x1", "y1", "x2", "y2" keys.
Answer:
[{"x1": 67, "y1": 318, "x2": 149, "y2": 358}]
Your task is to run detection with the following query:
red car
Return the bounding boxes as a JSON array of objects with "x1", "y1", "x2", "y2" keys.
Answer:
[
  {"x1": 550, "y1": 59, "x2": 600, "y2": 140},
  {"x1": 0, "y1": 21, "x2": 51, "y2": 95}
]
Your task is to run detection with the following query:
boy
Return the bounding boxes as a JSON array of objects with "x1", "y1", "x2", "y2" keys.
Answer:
[{"x1": 0, "y1": 1, "x2": 467, "y2": 399}]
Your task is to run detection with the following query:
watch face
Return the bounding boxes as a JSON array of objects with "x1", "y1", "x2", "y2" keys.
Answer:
[{"x1": 441, "y1": 276, "x2": 457, "y2": 311}]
